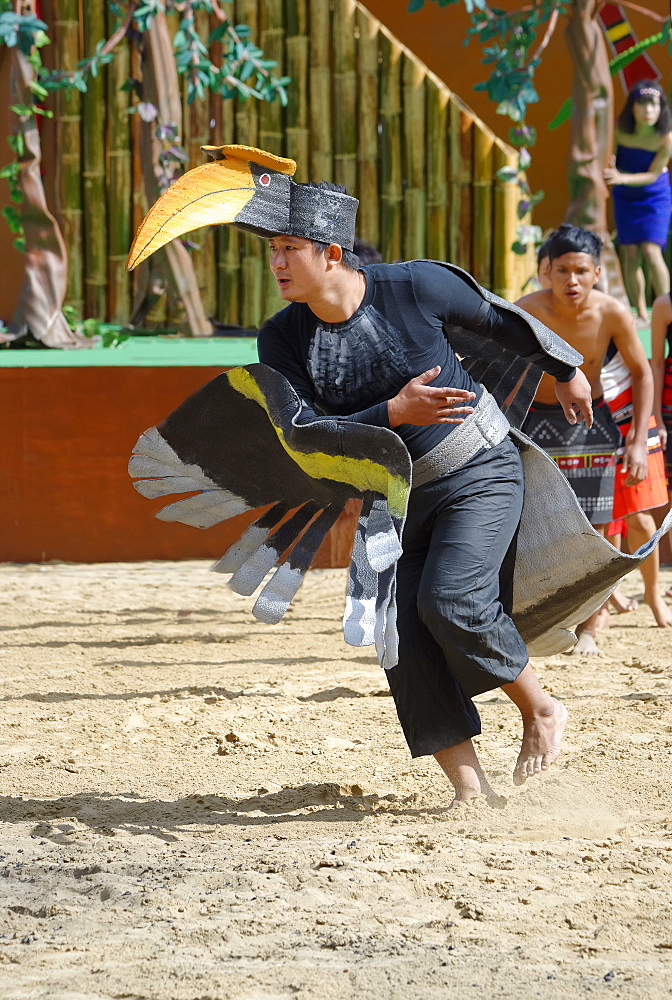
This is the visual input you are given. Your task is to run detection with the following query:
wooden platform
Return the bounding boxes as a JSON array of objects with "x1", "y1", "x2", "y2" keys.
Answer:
[{"x1": 0, "y1": 339, "x2": 356, "y2": 567}]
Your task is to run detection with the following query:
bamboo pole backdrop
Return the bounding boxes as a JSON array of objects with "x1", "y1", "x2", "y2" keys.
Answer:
[
  {"x1": 81, "y1": 0, "x2": 108, "y2": 320},
  {"x1": 53, "y1": 0, "x2": 83, "y2": 316},
  {"x1": 51, "y1": 0, "x2": 535, "y2": 327}
]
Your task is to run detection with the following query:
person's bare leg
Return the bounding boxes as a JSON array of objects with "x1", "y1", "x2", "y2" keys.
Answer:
[
  {"x1": 572, "y1": 608, "x2": 606, "y2": 654},
  {"x1": 500, "y1": 663, "x2": 568, "y2": 786},
  {"x1": 621, "y1": 245, "x2": 647, "y2": 321},
  {"x1": 605, "y1": 527, "x2": 638, "y2": 614},
  {"x1": 624, "y1": 510, "x2": 672, "y2": 626},
  {"x1": 434, "y1": 739, "x2": 499, "y2": 808},
  {"x1": 596, "y1": 605, "x2": 611, "y2": 630},
  {"x1": 573, "y1": 523, "x2": 610, "y2": 653},
  {"x1": 641, "y1": 242, "x2": 671, "y2": 299},
  {"x1": 608, "y1": 590, "x2": 638, "y2": 613}
]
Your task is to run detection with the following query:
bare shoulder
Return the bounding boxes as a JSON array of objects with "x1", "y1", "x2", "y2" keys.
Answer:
[
  {"x1": 515, "y1": 289, "x2": 551, "y2": 317},
  {"x1": 592, "y1": 289, "x2": 631, "y2": 324}
]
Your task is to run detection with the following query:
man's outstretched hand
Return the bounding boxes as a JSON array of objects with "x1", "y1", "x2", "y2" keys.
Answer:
[
  {"x1": 554, "y1": 371, "x2": 594, "y2": 428},
  {"x1": 387, "y1": 366, "x2": 476, "y2": 427}
]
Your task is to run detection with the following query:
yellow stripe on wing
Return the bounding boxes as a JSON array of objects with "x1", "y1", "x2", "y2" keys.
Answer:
[{"x1": 226, "y1": 367, "x2": 408, "y2": 517}]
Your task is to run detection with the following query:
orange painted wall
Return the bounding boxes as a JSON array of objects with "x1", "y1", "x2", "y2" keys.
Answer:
[
  {"x1": 363, "y1": 0, "x2": 671, "y2": 235},
  {"x1": 0, "y1": 366, "x2": 355, "y2": 566}
]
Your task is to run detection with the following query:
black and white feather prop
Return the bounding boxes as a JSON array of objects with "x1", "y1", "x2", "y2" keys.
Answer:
[{"x1": 129, "y1": 363, "x2": 412, "y2": 667}]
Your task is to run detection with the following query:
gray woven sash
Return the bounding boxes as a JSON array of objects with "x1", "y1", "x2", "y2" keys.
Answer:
[{"x1": 412, "y1": 387, "x2": 510, "y2": 488}]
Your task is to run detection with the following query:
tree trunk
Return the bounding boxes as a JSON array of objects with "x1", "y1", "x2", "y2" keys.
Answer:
[
  {"x1": 2, "y1": 38, "x2": 84, "y2": 346},
  {"x1": 563, "y1": 0, "x2": 627, "y2": 303}
]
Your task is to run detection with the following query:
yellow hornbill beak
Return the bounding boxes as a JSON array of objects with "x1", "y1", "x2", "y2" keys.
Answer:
[{"x1": 126, "y1": 144, "x2": 297, "y2": 271}]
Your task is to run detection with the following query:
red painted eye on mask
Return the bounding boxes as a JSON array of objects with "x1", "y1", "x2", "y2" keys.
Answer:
[{"x1": 259, "y1": 173, "x2": 271, "y2": 187}]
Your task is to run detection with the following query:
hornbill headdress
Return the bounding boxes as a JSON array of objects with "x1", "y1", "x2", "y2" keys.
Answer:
[{"x1": 126, "y1": 144, "x2": 358, "y2": 272}]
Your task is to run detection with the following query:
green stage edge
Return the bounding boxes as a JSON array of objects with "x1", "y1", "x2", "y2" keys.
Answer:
[
  {"x1": 0, "y1": 336, "x2": 259, "y2": 368},
  {"x1": 0, "y1": 319, "x2": 653, "y2": 368}
]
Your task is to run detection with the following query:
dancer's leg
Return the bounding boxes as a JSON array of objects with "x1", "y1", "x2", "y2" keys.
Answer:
[
  {"x1": 624, "y1": 510, "x2": 672, "y2": 626},
  {"x1": 641, "y1": 242, "x2": 670, "y2": 298},
  {"x1": 620, "y1": 244, "x2": 647, "y2": 321}
]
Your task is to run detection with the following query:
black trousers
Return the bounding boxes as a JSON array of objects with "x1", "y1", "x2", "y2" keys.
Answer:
[{"x1": 385, "y1": 435, "x2": 528, "y2": 757}]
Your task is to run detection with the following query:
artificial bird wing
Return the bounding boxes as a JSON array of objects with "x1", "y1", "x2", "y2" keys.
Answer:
[
  {"x1": 126, "y1": 145, "x2": 296, "y2": 270},
  {"x1": 510, "y1": 428, "x2": 672, "y2": 656},
  {"x1": 129, "y1": 363, "x2": 411, "y2": 651}
]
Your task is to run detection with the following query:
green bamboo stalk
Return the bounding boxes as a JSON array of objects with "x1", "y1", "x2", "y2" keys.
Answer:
[
  {"x1": 402, "y1": 53, "x2": 425, "y2": 260},
  {"x1": 82, "y1": 0, "x2": 108, "y2": 318},
  {"x1": 458, "y1": 105, "x2": 474, "y2": 272},
  {"x1": 285, "y1": 0, "x2": 309, "y2": 179},
  {"x1": 234, "y1": 0, "x2": 263, "y2": 327},
  {"x1": 259, "y1": 0, "x2": 285, "y2": 156},
  {"x1": 234, "y1": 0, "x2": 260, "y2": 147},
  {"x1": 53, "y1": 0, "x2": 83, "y2": 314},
  {"x1": 425, "y1": 76, "x2": 448, "y2": 263},
  {"x1": 129, "y1": 40, "x2": 148, "y2": 311},
  {"x1": 259, "y1": 0, "x2": 286, "y2": 321},
  {"x1": 105, "y1": 0, "x2": 132, "y2": 323},
  {"x1": 355, "y1": 7, "x2": 379, "y2": 248},
  {"x1": 379, "y1": 30, "x2": 403, "y2": 262},
  {"x1": 493, "y1": 142, "x2": 518, "y2": 300},
  {"x1": 448, "y1": 97, "x2": 474, "y2": 271},
  {"x1": 308, "y1": 0, "x2": 332, "y2": 181},
  {"x1": 332, "y1": 0, "x2": 357, "y2": 193},
  {"x1": 216, "y1": 85, "x2": 239, "y2": 323},
  {"x1": 472, "y1": 127, "x2": 494, "y2": 288}
]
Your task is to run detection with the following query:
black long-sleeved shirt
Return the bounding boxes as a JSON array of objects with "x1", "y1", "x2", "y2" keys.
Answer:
[{"x1": 257, "y1": 260, "x2": 575, "y2": 462}]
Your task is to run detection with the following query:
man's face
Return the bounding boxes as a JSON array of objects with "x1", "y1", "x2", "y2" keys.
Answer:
[
  {"x1": 268, "y1": 235, "x2": 328, "y2": 302},
  {"x1": 549, "y1": 251, "x2": 599, "y2": 305},
  {"x1": 633, "y1": 95, "x2": 661, "y2": 129}
]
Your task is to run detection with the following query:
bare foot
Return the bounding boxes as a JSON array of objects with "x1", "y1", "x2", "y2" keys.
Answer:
[
  {"x1": 434, "y1": 741, "x2": 502, "y2": 809},
  {"x1": 445, "y1": 770, "x2": 499, "y2": 810},
  {"x1": 571, "y1": 629, "x2": 603, "y2": 656},
  {"x1": 513, "y1": 698, "x2": 568, "y2": 787},
  {"x1": 447, "y1": 790, "x2": 507, "y2": 811},
  {"x1": 646, "y1": 594, "x2": 672, "y2": 627},
  {"x1": 596, "y1": 606, "x2": 611, "y2": 631},
  {"x1": 609, "y1": 589, "x2": 638, "y2": 614}
]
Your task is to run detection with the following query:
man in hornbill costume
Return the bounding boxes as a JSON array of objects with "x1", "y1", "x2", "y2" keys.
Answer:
[{"x1": 126, "y1": 145, "x2": 671, "y2": 805}]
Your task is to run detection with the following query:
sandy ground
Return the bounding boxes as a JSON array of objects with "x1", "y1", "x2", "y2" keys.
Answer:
[{"x1": 1, "y1": 560, "x2": 672, "y2": 999}]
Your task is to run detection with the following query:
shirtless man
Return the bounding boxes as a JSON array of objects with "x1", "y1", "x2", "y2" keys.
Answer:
[{"x1": 517, "y1": 224, "x2": 653, "y2": 654}]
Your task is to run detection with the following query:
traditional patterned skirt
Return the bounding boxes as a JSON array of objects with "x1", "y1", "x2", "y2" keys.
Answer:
[
  {"x1": 663, "y1": 357, "x2": 672, "y2": 481},
  {"x1": 522, "y1": 397, "x2": 620, "y2": 525},
  {"x1": 602, "y1": 348, "x2": 668, "y2": 525}
]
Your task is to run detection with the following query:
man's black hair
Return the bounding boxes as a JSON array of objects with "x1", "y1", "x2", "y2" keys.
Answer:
[
  {"x1": 617, "y1": 79, "x2": 671, "y2": 135},
  {"x1": 353, "y1": 237, "x2": 383, "y2": 266},
  {"x1": 309, "y1": 238, "x2": 360, "y2": 271},
  {"x1": 546, "y1": 224, "x2": 602, "y2": 265}
]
